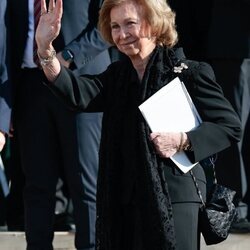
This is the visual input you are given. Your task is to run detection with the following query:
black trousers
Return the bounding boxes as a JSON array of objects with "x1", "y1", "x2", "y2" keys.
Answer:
[
  {"x1": 3, "y1": 135, "x2": 25, "y2": 229},
  {"x1": 118, "y1": 164, "x2": 204, "y2": 250},
  {"x1": 16, "y1": 68, "x2": 100, "y2": 250},
  {"x1": 172, "y1": 202, "x2": 201, "y2": 250}
]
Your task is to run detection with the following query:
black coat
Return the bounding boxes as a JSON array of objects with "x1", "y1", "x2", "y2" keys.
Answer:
[
  {"x1": 47, "y1": 47, "x2": 241, "y2": 250},
  {"x1": 49, "y1": 48, "x2": 241, "y2": 203}
]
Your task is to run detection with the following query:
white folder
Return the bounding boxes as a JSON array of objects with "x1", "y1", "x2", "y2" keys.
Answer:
[{"x1": 139, "y1": 77, "x2": 202, "y2": 173}]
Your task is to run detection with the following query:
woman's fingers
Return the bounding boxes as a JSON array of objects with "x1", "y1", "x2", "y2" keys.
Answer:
[
  {"x1": 55, "y1": 0, "x2": 63, "y2": 20},
  {"x1": 48, "y1": 0, "x2": 55, "y2": 12},
  {"x1": 150, "y1": 132, "x2": 179, "y2": 158},
  {"x1": 150, "y1": 132, "x2": 159, "y2": 141},
  {"x1": 41, "y1": 0, "x2": 47, "y2": 15},
  {"x1": 51, "y1": 0, "x2": 62, "y2": 36}
]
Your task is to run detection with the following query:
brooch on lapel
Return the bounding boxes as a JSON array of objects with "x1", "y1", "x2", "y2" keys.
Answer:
[{"x1": 173, "y1": 62, "x2": 188, "y2": 73}]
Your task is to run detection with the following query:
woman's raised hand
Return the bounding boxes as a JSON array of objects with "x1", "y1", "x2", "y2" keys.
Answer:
[{"x1": 35, "y1": 0, "x2": 63, "y2": 52}]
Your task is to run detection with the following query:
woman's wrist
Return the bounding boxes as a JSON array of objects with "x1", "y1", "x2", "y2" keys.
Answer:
[
  {"x1": 178, "y1": 132, "x2": 192, "y2": 151},
  {"x1": 37, "y1": 45, "x2": 61, "y2": 82},
  {"x1": 37, "y1": 48, "x2": 57, "y2": 67},
  {"x1": 37, "y1": 44, "x2": 55, "y2": 58}
]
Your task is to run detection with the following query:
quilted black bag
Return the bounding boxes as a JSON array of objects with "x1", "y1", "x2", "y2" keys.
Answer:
[{"x1": 191, "y1": 156, "x2": 237, "y2": 245}]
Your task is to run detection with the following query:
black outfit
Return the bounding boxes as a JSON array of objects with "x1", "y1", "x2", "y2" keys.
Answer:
[
  {"x1": 48, "y1": 46, "x2": 241, "y2": 250},
  {"x1": 7, "y1": 0, "x2": 110, "y2": 249}
]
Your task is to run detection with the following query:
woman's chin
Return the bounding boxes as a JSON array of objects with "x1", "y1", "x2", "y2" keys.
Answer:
[{"x1": 120, "y1": 47, "x2": 139, "y2": 57}]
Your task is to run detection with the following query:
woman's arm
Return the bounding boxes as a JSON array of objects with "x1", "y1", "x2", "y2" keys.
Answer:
[
  {"x1": 35, "y1": 0, "x2": 63, "y2": 82},
  {"x1": 48, "y1": 66, "x2": 105, "y2": 111},
  {"x1": 186, "y1": 62, "x2": 242, "y2": 162}
]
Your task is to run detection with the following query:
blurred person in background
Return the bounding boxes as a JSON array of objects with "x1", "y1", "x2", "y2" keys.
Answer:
[
  {"x1": 7, "y1": 0, "x2": 112, "y2": 249},
  {"x1": 0, "y1": 0, "x2": 11, "y2": 228}
]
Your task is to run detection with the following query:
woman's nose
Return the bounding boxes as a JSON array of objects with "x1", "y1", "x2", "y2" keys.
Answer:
[{"x1": 119, "y1": 27, "x2": 128, "y2": 39}]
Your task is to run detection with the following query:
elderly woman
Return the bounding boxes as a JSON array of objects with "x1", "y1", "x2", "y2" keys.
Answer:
[{"x1": 36, "y1": 0, "x2": 241, "y2": 249}]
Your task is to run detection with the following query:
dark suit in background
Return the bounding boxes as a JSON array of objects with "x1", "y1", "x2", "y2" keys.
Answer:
[
  {"x1": 169, "y1": 0, "x2": 250, "y2": 227},
  {"x1": 7, "y1": 0, "x2": 110, "y2": 249},
  {"x1": 0, "y1": 0, "x2": 11, "y2": 226},
  {"x1": 168, "y1": 0, "x2": 213, "y2": 61},
  {"x1": 0, "y1": 0, "x2": 11, "y2": 135},
  {"x1": 205, "y1": 0, "x2": 250, "y2": 222}
]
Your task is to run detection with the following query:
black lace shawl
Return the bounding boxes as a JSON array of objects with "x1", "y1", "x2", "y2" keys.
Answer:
[{"x1": 96, "y1": 46, "x2": 182, "y2": 250}]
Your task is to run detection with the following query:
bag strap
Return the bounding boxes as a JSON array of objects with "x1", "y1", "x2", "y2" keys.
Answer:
[
  {"x1": 190, "y1": 170, "x2": 206, "y2": 206},
  {"x1": 190, "y1": 155, "x2": 217, "y2": 207}
]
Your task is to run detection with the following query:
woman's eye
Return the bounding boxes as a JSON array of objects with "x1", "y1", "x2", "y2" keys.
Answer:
[
  {"x1": 111, "y1": 24, "x2": 119, "y2": 30},
  {"x1": 127, "y1": 21, "x2": 136, "y2": 26}
]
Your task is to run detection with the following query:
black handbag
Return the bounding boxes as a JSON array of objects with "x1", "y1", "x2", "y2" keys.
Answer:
[{"x1": 190, "y1": 156, "x2": 237, "y2": 245}]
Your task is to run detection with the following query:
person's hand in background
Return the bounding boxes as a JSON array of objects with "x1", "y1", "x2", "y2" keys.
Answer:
[{"x1": 0, "y1": 131, "x2": 6, "y2": 152}]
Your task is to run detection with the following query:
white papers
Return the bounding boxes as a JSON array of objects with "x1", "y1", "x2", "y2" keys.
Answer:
[{"x1": 139, "y1": 77, "x2": 201, "y2": 173}]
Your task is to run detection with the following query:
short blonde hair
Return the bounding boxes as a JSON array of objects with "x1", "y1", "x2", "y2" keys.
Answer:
[{"x1": 98, "y1": 0, "x2": 178, "y2": 47}]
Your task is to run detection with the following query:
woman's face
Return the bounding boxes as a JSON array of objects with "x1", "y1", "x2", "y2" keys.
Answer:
[{"x1": 110, "y1": 1, "x2": 156, "y2": 58}]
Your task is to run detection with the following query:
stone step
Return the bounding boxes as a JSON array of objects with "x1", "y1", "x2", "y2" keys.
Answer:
[
  {"x1": 201, "y1": 233, "x2": 250, "y2": 250},
  {"x1": 0, "y1": 231, "x2": 249, "y2": 249},
  {"x1": 0, "y1": 232, "x2": 75, "y2": 250}
]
